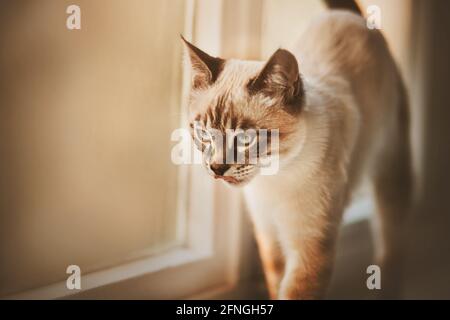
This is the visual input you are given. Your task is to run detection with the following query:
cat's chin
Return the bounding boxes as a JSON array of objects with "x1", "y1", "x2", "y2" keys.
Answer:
[
  {"x1": 208, "y1": 169, "x2": 258, "y2": 187},
  {"x1": 221, "y1": 177, "x2": 253, "y2": 187}
]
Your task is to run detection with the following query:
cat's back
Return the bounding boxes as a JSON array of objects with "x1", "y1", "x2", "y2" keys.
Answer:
[{"x1": 293, "y1": 10, "x2": 390, "y2": 79}]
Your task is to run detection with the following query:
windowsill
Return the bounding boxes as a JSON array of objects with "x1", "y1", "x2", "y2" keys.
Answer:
[{"x1": 5, "y1": 246, "x2": 211, "y2": 300}]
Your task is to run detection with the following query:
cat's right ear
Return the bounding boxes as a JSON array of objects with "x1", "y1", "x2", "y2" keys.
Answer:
[
  {"x1": 248, "y1": 49, "x2": 303, "y2": 109},
  {"x1": 181, "y1": 35, "x2": 225, "y2": 89}
]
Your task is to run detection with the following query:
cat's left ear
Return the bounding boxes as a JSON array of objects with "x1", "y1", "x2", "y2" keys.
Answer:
[
  {"x1": 248, "y1": 49, "x2": 303, "y2": 107},
  {"x1": 181, "y1": 36, "x2": 225, "y2": 89}
]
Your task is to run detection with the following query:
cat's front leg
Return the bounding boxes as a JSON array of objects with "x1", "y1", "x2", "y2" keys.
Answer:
[
  {"x1": 278, "y1": 233, "x2": 336, "y2": 299},
  {"x1": 254, "y1": 226, "x2": 285, "y2": 299},
  {"x1": 275, "y1": 200, "x2": 343, "y2": 300},
  {"x1": 244, "y1": 187, "x2": 285, "y2": 299}
]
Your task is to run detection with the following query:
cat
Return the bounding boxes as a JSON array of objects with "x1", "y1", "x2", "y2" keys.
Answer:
[{"x1": 182, "y1": 0, "x2": 412, "y2": 299}]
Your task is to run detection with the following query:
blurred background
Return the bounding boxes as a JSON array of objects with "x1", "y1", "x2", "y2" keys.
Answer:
[{"x1": 0, "y1": 0, "x2": 449, "y2": 299}]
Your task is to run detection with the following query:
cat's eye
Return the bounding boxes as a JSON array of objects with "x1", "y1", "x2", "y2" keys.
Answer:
[
  {"x1": 194, "y1": 126, "x2": 211, "y2": 144},
  {"x1": 236, "y1": 132, "x2": 257, "y2": 152}
]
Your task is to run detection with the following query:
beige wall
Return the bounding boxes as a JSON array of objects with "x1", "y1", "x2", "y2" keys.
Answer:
[{"x1": 0, "y1": 0, "x2": 185, "y2": 295}]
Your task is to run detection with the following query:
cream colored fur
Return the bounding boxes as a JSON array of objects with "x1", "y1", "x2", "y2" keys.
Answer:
[
  {"x1": 184, "y1": 9, "x2": 412, "y2": 299},
  {"x1": 243, "y1": 11, "x2": 411, "y2": 299}
]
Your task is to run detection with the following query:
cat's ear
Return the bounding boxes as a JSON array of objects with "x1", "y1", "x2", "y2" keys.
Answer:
[
  {"x1": 181, "y1": 36, "x2": 225, "y2": 89},
  {"x1": 248, "y1": 49, "x2": 303, "y2": 106}
]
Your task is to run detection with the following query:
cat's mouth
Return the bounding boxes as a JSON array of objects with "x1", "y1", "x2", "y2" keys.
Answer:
[
  {"x1": 214, "y1": 175, "x2": 251, "y2": 186},
  {"x1": 214, "y1": 175, "x2": 239, "y2": 184}
]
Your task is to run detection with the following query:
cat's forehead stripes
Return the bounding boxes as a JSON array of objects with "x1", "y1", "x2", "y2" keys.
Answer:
[
  {"x1": 207, "y1": 110, "x2": 256, "y2": 131},
  {"x1": 190, "y1": 93, "x2": 294, "y2": 135},
  {"x1": 193, "y1": 94, "x2": 251, "y2": 130}
]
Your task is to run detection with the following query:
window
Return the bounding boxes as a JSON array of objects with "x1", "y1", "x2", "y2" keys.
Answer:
[{"x1": 1, "y1": 0, "x2": 247, "y2": 299}]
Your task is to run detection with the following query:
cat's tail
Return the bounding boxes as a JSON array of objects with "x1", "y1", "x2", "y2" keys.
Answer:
[{"x1": 323, "y1": 0, "x2": 362, "y2": 15}]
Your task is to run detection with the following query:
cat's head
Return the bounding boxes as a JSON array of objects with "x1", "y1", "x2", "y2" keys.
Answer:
[{"x1": 182, "y1": 37, "x2": 304, "y2": 186}]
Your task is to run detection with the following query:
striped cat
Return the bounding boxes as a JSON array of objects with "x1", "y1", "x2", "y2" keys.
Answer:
[{"x1": 183, "y1": 0, "x2": 412, "y2": 299}]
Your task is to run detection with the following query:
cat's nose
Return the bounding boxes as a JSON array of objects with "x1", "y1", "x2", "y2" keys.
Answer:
[{"x1": 210, "y1": 163, "x2": 229, "y2": 176}]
